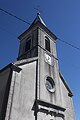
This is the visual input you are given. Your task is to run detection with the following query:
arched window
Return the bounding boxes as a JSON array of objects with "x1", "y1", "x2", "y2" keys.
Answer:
[
  {"x1": 25, "y1": 36, "x2": 31, "y2": 52},
  {"x1": 45, "y1": 36, "x2": 51, "y2": 52}
]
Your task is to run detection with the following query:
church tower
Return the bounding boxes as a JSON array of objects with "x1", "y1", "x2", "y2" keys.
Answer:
[{"x1": 0, "y1": 13, "x2": 75, "y2": 120}]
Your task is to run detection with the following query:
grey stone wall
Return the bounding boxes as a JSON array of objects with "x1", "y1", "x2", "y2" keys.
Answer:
[
  {"x1": 59, "y1": 76, "x2": 75, "y2": 120},
  {"x1": 5, "y1": 61, "x2": 37, "y2": 120},
  {"x1": 38, "y1": 28, "x2": 62, "y2": 106}
]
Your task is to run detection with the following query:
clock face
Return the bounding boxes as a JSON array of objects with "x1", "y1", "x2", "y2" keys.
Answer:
[
  {"x1": 44, "y1": 53, "x2": 53, "y2": 66},
  {"x1": 45, "y1": 76, "x2": 55, "y2": 93}
]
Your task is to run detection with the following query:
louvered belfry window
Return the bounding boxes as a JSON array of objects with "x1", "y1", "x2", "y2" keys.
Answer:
[{"x1": 45, "y1": 36, "x2": 50, "y2": 52}]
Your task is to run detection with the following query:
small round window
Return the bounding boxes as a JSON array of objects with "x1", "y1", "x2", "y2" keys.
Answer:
[{"x1": 45, "y1": 76, "x2": 55, "y2": 93}]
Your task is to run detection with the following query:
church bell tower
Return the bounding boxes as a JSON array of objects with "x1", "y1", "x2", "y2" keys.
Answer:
[{"x1": 3, "y1": 13, "x2": 75, "y2": 120}]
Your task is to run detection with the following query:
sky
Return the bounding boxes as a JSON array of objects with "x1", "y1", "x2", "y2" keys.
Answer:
[{"x1": 0, "y1": 0, "x2": 80, "y2": 119}]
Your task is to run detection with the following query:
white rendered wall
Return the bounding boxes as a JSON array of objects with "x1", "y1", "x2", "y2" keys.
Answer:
[{"x1": 5, "y1": 61, "x2": 36, "y2": 120}]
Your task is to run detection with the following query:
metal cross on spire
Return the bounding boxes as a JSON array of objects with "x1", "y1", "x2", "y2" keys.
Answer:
[{"x1": 34, "y1": 5, "x2": 42, "y2": 16}]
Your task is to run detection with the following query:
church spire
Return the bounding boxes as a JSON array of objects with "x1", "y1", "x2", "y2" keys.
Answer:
[{"x1": 31, "y1": 11, "x2": 46, "y2": 27}]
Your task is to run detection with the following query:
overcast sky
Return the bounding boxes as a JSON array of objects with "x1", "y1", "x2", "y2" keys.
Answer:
[{"x1": 0, "y1": 0, "x2": 80, "y2": 119}]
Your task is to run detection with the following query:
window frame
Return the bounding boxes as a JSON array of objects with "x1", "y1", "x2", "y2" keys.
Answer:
[
  {"x1": 45, "y1": 36, "x2": 51, "y2": 52},
  {"x1": 45, "y1": 76, "x2": 55, "y2": 93},
  {"x1": 25, "y1": 36, "x2": 32, "y2": 52}
]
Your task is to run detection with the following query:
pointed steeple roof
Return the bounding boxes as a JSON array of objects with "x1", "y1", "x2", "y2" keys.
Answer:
[
  {"x1": 18, "y1": 13, "x2": 57, "y2": 40},
  {"x1": 31, "y1": 12, "x2": 46, "y2": 26}
]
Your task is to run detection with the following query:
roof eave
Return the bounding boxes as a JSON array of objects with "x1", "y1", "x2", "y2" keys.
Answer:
[
  {"x1": 59, "y1": 71, "x2": 73, "y2": 97},
  {"x1": 18, "y1": 21, "x2": 57, "y2": 41},
  {"x1": 0, "y1": 63, "x2": 22, "y2": 73}
]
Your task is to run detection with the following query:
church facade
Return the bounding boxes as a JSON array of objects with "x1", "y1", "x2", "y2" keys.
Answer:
[{"x1": 0, "y1": 13, "x2": 75, "y2": 120}]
